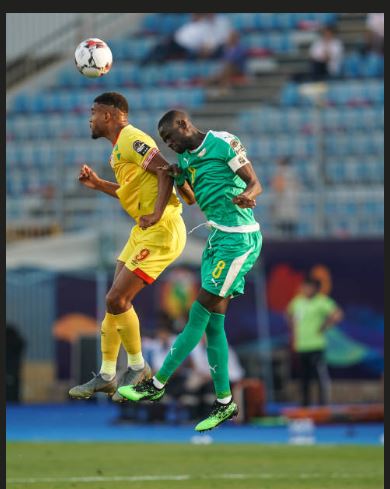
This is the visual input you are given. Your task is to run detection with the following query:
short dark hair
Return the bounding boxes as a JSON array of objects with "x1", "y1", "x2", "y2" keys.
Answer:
[
  {"x1": 158, "y1": 110, "x2": 188, "y2": 129},
  {"x1": 303, "y1": 276, "x2": 321, "y2": 291},
  {"x1": 94, "y1": 92, "x2": 128, "y2": 113}
]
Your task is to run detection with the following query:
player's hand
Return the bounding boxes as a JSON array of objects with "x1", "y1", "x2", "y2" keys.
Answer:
[
  {"x1": 78, "y1": 164, "x2": 101, "y2": 190},
  {"x1": 232, "y1": 193, "x2": 256, "y2": 209},
  {"x1": 157, "y1": 164, "x2": 185, "y2": 186},
  {"x1": 157, "y1": 163, "x2": 182, "y2": 178},
  {"x1": 139, "y1": 213, "x2": 161, "y2": 230}
]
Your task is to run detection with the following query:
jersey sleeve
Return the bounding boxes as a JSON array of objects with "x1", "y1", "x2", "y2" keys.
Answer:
[
  {"x1": 320, "y1": 296, "x2": 338, "y2": 316},
  {"x1": 119, "y1": 132, "x2": 160, "y2": 170},
  {"x1": 222, "y1": 136, "x2": 251, "y2": 173}
]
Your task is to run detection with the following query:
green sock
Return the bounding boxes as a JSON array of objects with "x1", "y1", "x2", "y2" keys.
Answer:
[
  {"x1": 206, "y1": 312, "x2": 231, "y2": 399},
  {"x1": 156, "y1": 301, "x2": 211, "y2": 384}
]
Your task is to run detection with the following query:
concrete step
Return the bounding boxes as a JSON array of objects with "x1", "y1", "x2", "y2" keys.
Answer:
[
  {"x1": 206, "y1": 85, "x2": 282, "y2": 104},
  {"x1": 191, "y1": 99, "x2": 274, "y2": 118}
]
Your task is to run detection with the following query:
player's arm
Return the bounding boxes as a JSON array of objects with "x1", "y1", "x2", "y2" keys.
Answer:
[
  {"x1": 167, "y1": 164, "x2": 196, "y2": 205},
  {"x1": 78, "y1": 164, "x2": 119, "y2": 198},
  {"x1": 233, "y1": 162, "x2": 263, "y2": 209},
  {"x1": 138, "y1": 152, "x2": 175, "y2": 229},
  {"x1": 177, "y1": 180, "x2": 196, "y2": 206},
  {"x1": 285, "y1": 300, "x2": 295, "y2": 330},
  {"x1": 156, "y1": 163, "x2": 196, "y2": 205},
  {"x1": 320, "y1": 306, "x2": 344, "y2": 332}
]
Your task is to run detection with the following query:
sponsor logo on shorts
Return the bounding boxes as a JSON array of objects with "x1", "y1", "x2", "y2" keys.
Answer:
[
  {"x1": 133, "y1": 140, "x2": 151, "y2": 156},
  {"x1": 135, "y1": 248, "x2": 150, "y2": 261}
]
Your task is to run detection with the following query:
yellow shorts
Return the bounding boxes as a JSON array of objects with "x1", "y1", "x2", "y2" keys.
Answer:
[{"x1": 117, "y1": 215, "x2": 187, "y2": 284}]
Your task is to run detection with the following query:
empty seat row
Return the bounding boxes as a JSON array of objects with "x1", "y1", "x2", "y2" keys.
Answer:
[
  {"x1": 10, "y1": 87, "x2": 205, "y2": 114},
  {"x1": 281, "y1": 81, "x2": 384, "y2": 106},
  {"x1": 237, "y1": 106, "x2": 384, "y2": 133}
]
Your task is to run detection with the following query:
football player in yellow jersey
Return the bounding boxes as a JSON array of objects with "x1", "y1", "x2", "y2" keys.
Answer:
[{"x1": 69, "y1": 92, "x2": 187, "y2": 402}]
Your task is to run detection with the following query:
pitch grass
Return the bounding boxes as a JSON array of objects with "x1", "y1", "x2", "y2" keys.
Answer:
[{"x1": 7, "y1": 442, "x2": 383, "y2": 489}]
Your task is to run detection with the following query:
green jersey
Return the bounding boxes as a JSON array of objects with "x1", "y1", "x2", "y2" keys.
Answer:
[{"x1": 177, "y1": 130, "x2": 259, "y2": 232}]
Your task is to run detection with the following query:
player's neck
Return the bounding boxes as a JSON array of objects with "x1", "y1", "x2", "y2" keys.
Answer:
[
  {"x1": 188, "y1": 130, "x2": 207, "y2": 151},
  {"x1": 107, "y1": 122, "x2": 129, "y2": 145}
]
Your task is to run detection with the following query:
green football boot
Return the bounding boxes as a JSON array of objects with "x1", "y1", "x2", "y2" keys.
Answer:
[
  {"x1": 118, "y1": 378, "x2": 165, "y2": 402},
  {"x1": 195, "y1": 400, "x2": 239, "y2": 432},
  {"x1": 69, "y1": 373, "x2": 117, "y2": 400},
  {"x1": 111, "y1": 362, "x2": 152, "y2": 403}
]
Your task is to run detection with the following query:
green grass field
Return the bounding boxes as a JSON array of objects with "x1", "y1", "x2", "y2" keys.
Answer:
[{"x1": 7, "y1": 443, "x2": 383, "y2": 489}]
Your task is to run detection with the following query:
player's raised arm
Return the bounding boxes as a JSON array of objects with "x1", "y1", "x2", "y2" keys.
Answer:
[
  {"x1": 78, "y1": 164, "x2": 120, "y2": 198},
  {"x1": 232, "y1": 162, "x2": 262, "y2": 209},
  {"x1": 138, "y1": 152, "x2": 175, "y2": 229}
]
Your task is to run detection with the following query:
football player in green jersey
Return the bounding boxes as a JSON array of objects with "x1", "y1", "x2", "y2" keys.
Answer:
[{"x1": 119, "y1": 110, "x2": 263, "y2": 431}]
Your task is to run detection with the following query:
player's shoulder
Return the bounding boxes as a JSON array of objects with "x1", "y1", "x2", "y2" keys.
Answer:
[
  {"x1": 209, "y1": 130, "x2": 239, "y2": 146},
  {"x1": 117, "y1": 124, "x2": 158, "y2": 156},
  {"x1": 118, "y1": 124, "x2": 155, "y2": 144},
  {"x1": 208, "y1": 130, "x2": 245, "y2": 156},
  {"x1": 317, "y1": 293, "x2": 336, "y2": 305}
]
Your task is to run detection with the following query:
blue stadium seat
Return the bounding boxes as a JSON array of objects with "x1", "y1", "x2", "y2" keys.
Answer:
[
  {"x1": 281, "y1": 84, "x2": 299, "y2": 106},
  {"x1": 254, "y1": 13, "x2": 278, "y2": 30},
  {"x1": 342, "y1": 52, "x2": 361, "y2": 78},
  {"x1": 362, "y1": 53, "x2": 384, "y2": 78}
]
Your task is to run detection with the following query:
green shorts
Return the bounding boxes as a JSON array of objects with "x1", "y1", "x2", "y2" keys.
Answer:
[{"x1": 201, "y1": 228, "x2": 262, "y2": 298}]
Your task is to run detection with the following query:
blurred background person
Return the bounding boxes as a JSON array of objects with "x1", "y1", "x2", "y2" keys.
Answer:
[
  {"x1": 6, "y1": 322, "x2": 26, "y2": 403},
  {"x1": 141, "y1": 13, "x2": 232, "y2": 65},
  {"x1": 308, "y1": 25, "x2": 344, "y2": 80},
  {"x1": 206, "y1": 31, "x2": 248, "y2": 94},
  {"x1": 364, "y1": 13, "x2": 384, "y2": 54},
  {"x1": 270, "y1": 157, "x2": 300, "y2": 237},
  {"x1": 146, "y1": 318, "x2": 190, "y2": 402},
  {"x1": 286, "y1": 277, "x2": 344, "y2": 407}
]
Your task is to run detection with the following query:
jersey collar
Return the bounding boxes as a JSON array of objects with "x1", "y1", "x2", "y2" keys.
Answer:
[{"x1": 112, "y1": 124, "x2": 129, "y2": 147}]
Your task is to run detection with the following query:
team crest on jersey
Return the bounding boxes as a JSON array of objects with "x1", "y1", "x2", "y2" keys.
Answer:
[
  {"x1": 135, "y1": 248, "x2": 150, "y2": 261},
  {"x1": 133, "y1": 140, "x2": 150, "y2": 156},
  {"x1": 198, "y1": 148, "x2": 207, "y2": 157},
  {"x1": 109, "y1": 154, "x2": 115, "y2": 168}
]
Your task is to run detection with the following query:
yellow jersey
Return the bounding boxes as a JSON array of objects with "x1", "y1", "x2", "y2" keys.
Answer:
[{"x1": 110, "y1": 124, "x2": 182, "y2": 222}]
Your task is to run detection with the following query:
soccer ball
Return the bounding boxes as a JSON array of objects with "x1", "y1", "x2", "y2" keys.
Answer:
[{"x1": 74, "y1": 38, "x2": 112, "y2": 78}]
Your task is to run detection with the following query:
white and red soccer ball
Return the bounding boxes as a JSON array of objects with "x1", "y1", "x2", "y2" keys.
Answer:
[{"x1": 74, "y1": 38, "x2": 112, "y2": 78}]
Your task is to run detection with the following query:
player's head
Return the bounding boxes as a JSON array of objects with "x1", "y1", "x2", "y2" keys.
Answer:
[
  {"x1": 90, "y1": 92, "x2": 128, "y2": 139},
  {"x1": 301, "y1": 276, "x2": 322, "y2": 298},
  {"x1": 158, "y1": 110, "x2": 198, "y2": 154}
]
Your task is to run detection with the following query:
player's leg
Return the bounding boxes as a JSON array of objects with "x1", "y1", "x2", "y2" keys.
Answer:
[
  {"x1": 69, "y1": 261, "x2": 126, "y2": 399},
  {"x1": 300, "y1": 352, "x2": 312, "y2": 407},
  {"x1": 313, "y1": 350, "x2": 331, "y2": 405},
  {"x1": 118, "y1": 288, "x2": 227, "y2": 401},
  {"x1": 194, "y1": 230, "x2": 262, "y2": 431},
  {"x1": 112, "y1": 216, "x2": 186, "y2": 401},
  {"x1": 100, "y1": 261, "x2": 126, "y2": 379},
  {"x1": 106, "y1": 264, "x2": 154, "y2": 401}
]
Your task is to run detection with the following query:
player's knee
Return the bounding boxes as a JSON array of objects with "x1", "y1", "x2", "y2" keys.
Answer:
[{"x1": 105, "y1": 291, "x2": 129, "y2": 314}]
